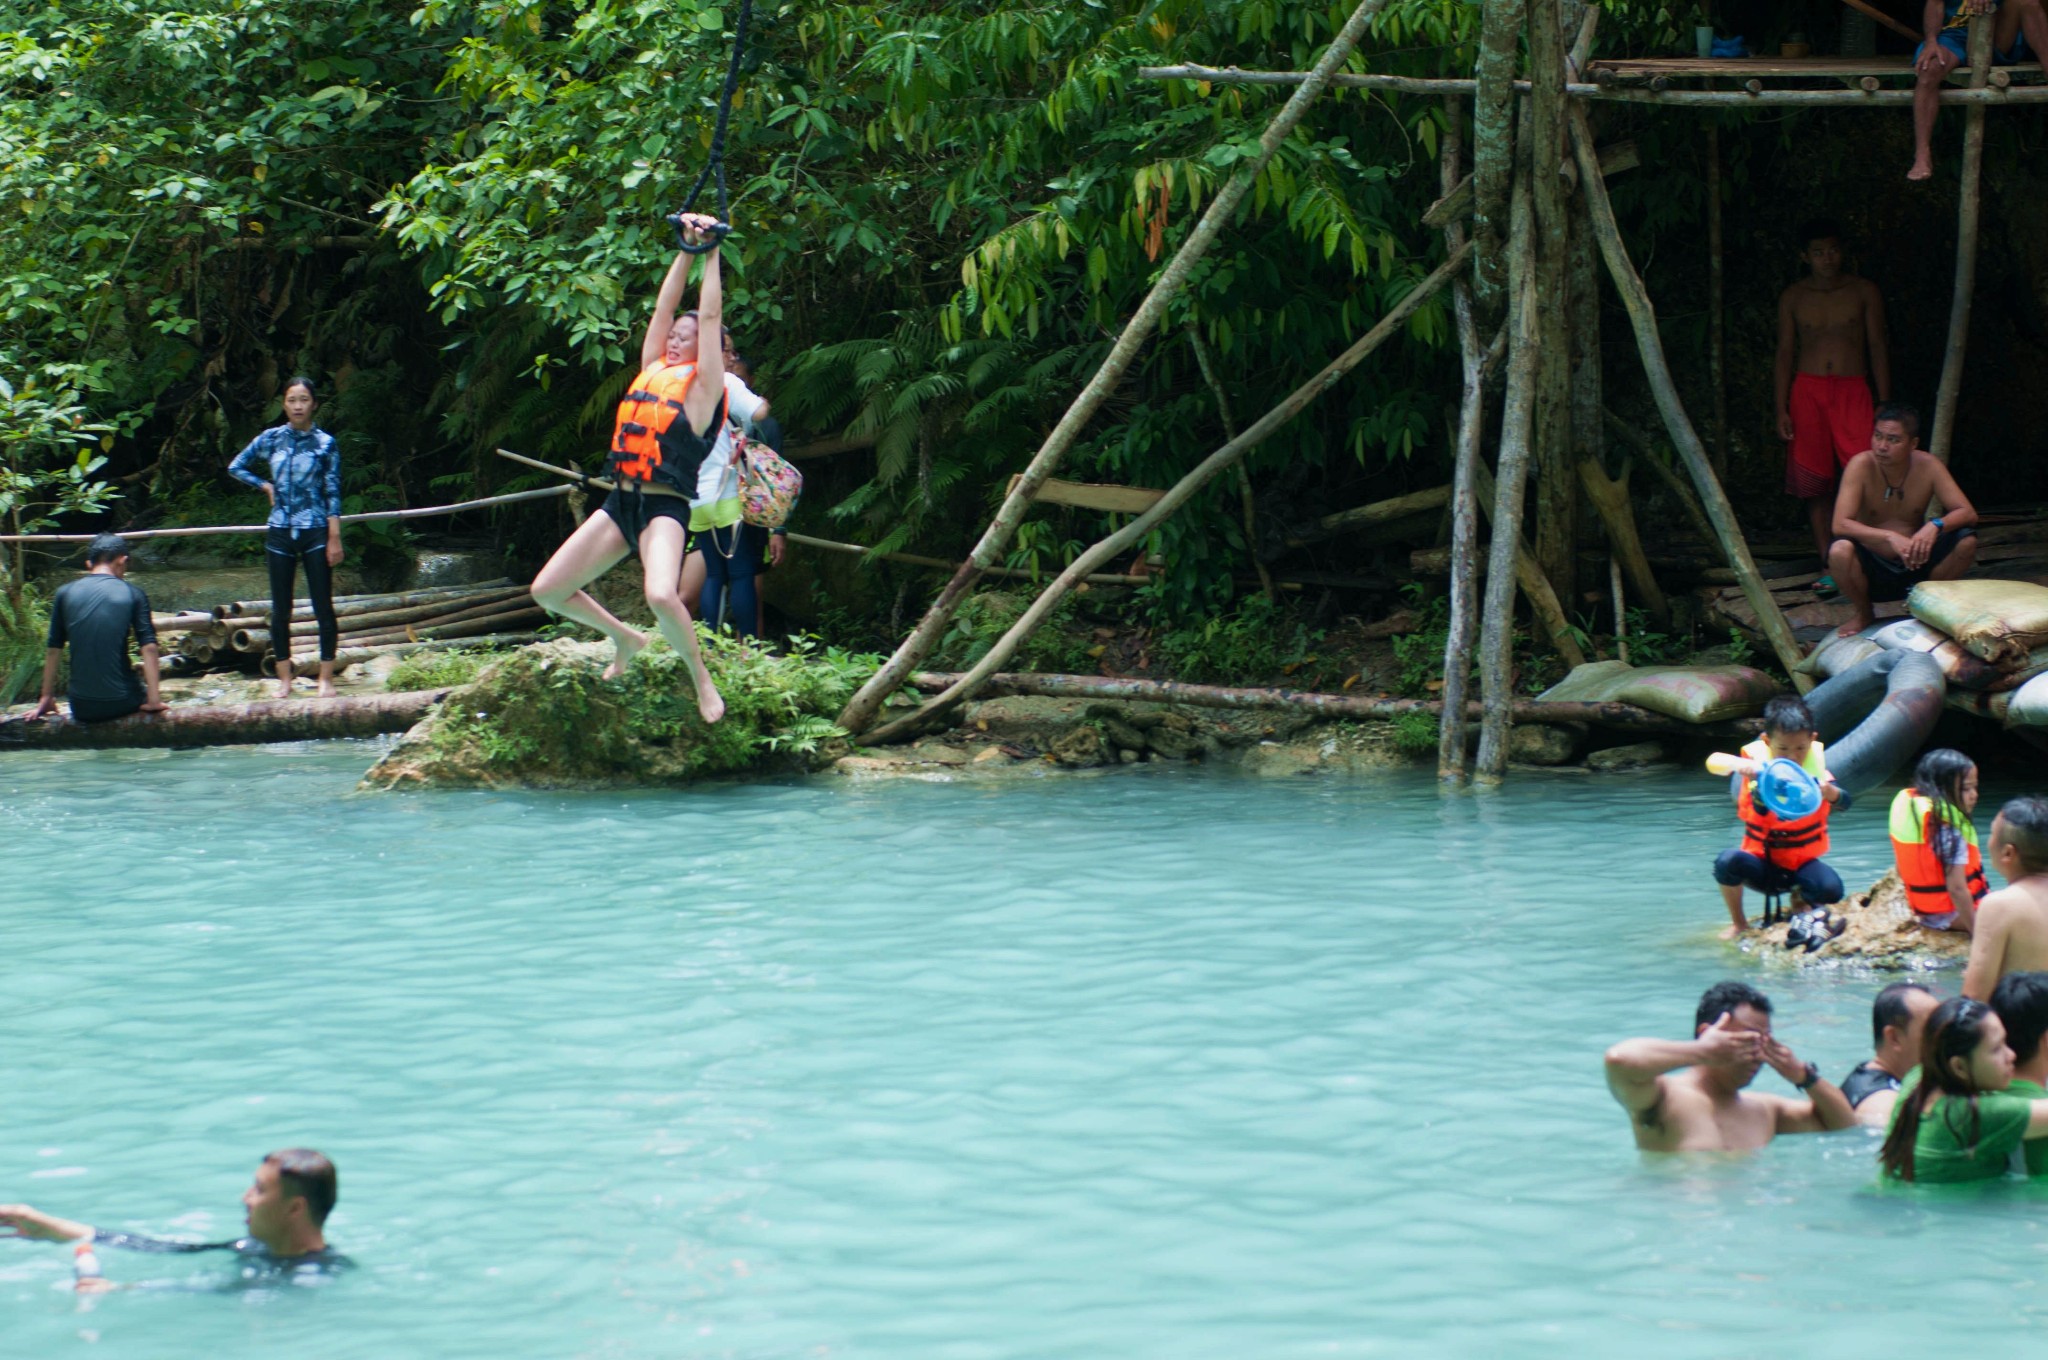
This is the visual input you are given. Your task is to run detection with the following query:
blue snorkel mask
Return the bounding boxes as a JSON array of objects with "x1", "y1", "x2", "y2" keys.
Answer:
[{"x1": 1755, "y1": 758, "x2": 1823, "y2": 821}]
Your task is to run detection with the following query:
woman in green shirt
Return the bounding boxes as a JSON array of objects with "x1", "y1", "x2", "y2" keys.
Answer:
[{"x1": 1881, "y1": 997, "x2": 2048, "y2": 1183}]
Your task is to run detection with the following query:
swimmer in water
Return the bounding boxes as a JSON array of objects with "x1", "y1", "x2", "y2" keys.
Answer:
[
  {"x1": 1605, "y1": 981, "x2": 1856, "y2": 1152},
  {"x1": 0, "y1": 1148, "x2": 346, "y2": 1290}
]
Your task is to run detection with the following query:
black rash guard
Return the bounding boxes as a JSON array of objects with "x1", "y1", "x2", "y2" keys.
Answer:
[{"x1": 91, "y1": 1228, "x2": 350, "y2": 1282}]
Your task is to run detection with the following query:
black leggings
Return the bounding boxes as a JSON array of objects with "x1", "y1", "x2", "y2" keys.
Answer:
[{"x1": 267, "y1": 526, "x2": 337, "y2": 662}]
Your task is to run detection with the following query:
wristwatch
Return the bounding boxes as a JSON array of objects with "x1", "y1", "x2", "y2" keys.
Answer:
[
  {"x1": 1930, "y1": 516, "x2": 1946, "y2": 532},
  {"x1": 1796, "y1": 1061, "x2": 1820, "y2": 1091}
]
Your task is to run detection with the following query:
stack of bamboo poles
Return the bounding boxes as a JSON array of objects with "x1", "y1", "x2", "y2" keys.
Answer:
[{"x1": 159, "y1": 581, "x2": 544, "y2": 676}]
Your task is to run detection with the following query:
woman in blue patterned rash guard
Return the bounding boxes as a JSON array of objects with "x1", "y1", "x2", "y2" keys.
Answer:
[{"x1": 228, "y1": 376, "x2": 343, "y2": 699}]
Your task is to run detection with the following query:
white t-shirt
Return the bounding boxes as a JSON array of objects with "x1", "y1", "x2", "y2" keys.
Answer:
[{"x1": 689, "y1": 372, "x2": 766, "y2": 507}]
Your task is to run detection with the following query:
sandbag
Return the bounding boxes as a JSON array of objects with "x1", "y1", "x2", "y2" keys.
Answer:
[
  {"x1": 2005, "y1": 672, "x2": 2048, "y2": 728},
  {"x1": 1797, "y1": 628, "x2": 1883, "y2": 679},
  {"x1": 1538, "y1": 662, "x2": 1781, "y2": 723},
  {"x1": 1908, "y1": 579, "x2": 2048, "y2": 666}
]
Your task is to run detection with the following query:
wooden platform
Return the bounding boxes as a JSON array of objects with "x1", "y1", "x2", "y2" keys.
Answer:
[{"x1": 1587, "y1": 56, "x2": 2045, "y2": 86}]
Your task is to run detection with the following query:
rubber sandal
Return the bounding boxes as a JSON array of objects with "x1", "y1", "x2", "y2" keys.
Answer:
[{"x1": 1813, "y1": 574, "x2": 1839, "y2": 598}]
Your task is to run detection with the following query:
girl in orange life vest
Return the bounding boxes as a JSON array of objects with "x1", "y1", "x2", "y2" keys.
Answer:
[
  {"x1": 530, "y1": 214, "x2": 737, "y2": 724},
  {"x1": 1711, "y1": 695, "x2": 1847, "y2": 938},
  {"x1": 1889, "y1": 748, "x2": 1985, "y2": 934}
]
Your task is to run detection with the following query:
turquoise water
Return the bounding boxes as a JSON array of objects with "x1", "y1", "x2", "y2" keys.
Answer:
[{"x1": 5, "y1": 745, "x2": 2048, "y2": 1358}]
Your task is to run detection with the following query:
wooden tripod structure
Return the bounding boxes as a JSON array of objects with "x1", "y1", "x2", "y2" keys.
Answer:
[{"x1": 836, "y1": 2, "x2": 2004, "y2": 783}]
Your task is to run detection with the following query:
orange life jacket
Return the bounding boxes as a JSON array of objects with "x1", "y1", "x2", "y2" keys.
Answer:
[
  {"x1": 605, "y1": 361, "x2": 726, "y2": 497},
  {"x1": 1889, "y1": 787, "x2": 1989, "y2": 917},
  {"x1": 1735, "y1": 737, "x2": 1831, "y2": 870}
]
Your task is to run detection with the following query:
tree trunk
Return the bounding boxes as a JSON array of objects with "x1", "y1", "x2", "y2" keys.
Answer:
[
  {"x1": 1528, "y1": 0, "x2": 1577, "y2": 600},
  {"x1": 1930, "y1": 14, "x2": 1993, "y2": 467},
  {"x1": 1440, "y1": 94, "x2": 1487, "y2": 785},
  {"x1": 859, "y1": 242, "x2": 1473, "y2": 747},
  {"x1": 1602, "y1": 407, "x2": 1718, "y2": 548},
  {"x1": 835, "y1": 0, "x2": 1399, "y2": 736},
  {"x1": 1473, "y1": 0, "x2": 1526, "y2": 320},
  {"x1": 1471, "y1": 460, "x2": 1587, "y2": 668},
  {"x1": 1569, "y1": 105, "x2": 1813, "y2": 691},
  {"x1": 905, "y1": 670, "x2": 1728, "y2": 735},
  {"x1": 0, "y1": 689, "x2": 448, "y2": 751},
  {"x1": 1705, "y1": 120, "x2": 1728, "y2": 474},
  {"x1": 1576, "y1": 457, "x2": 1668, "y2": 624},
  {"x1": 1475, "y1": 148, "x2": 1542, "y2": 783}
]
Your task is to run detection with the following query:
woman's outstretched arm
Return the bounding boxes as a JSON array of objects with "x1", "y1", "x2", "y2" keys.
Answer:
[
  {"x1": 640, "y1": 250, "x2": 696, "y2": 370},
  {"x1": 678, "y1": 214, "x2": 726, "y2": 430}
]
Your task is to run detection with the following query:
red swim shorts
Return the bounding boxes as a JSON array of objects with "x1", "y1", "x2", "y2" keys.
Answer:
[{"x1": 1786, "y1": 372, "x2": 1874, "y2": 499}]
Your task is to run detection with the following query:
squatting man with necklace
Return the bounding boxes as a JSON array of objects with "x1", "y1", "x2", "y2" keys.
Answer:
[{"x1": 1825, "y1": 400, "x2": 1978, "y2": 638}]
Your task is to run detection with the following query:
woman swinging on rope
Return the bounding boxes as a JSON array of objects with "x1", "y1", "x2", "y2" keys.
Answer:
[{"x1": 530, "y1": 214, "x2": 748, "y2": 723}]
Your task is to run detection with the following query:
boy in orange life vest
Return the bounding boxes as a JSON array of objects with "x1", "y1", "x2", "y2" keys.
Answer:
[{"x1": 1712, "y1": 696, "x2": 1846, "y2": 938}]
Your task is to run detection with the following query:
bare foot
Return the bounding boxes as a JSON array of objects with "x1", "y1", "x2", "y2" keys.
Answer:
[
  {"x1": 316, "y1": 680, "x2": 339, "y2": 699},
  {"x1": 274, "y1": 679, "x2": 295, "y2": 700},
  {"x1": 602, "y1": 627, "x2": 648, "y2": 680},
  {"x1": 1907, "y1": 157, "x2": 1933, "y2": 182},
  {"x1": 1718, "y1": 923, "x2": 1746, "y2": 941},
  {"x1": 1836, "y1": 612, "x2": 1873, "y2": 638},
  {"x1": 697, "y1": 678, "x2": 726, "y2": 725}
]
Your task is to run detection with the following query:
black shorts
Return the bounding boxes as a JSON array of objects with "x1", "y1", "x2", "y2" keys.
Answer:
[
  {"x1": 599, "y1": 487, "x2": 691, "y2": 558},
  {"x1": 1844, "y1": 527, "x2": 1975, "y2": 603},
  {"x1": 69, "y1": 692, "x2": 143, "y2": 723}
]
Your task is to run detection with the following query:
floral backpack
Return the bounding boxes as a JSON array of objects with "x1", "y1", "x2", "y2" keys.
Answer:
[{"x1": 734, "y1": 430, "x2": 802, "y2": 529}]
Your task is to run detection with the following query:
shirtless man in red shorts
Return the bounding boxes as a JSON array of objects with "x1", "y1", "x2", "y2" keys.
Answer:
[{"x1": 1774, "y1": 220, "x2": 1890, "y2": 584}]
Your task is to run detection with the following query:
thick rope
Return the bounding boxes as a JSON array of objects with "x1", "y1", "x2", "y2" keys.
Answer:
[{"x1": 667, "y1": 0, "x2": 754, "y2": 254}]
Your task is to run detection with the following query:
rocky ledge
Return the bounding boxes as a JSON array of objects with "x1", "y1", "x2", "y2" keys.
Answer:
[{"x1": 1738, "y1": 869, "x2": 1968, "y2": 971}]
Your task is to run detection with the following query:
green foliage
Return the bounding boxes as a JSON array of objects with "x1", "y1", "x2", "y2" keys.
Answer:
[
  {"x1": 931, "y1": 589, "x2": 1096, "y2": 674},
  {"x1": 384, "y1": 646, "x2": 488, "y2": 692},
  {"x1": 0, "y1": 579, "x2": 51, "y2": 705},
  {"x1": 0, "y1": 364, "x2": 116, "y2": 638},
  {"x1": 381, "y1": 632, "x2": 879, "y2": 787},
  {"x1": 1391, "y1": 588, "x2": 1453, "y2": 698},
  {"x1": 1389, "y1": 709, "x2": 1437, "y2": 754},
  {"x1": 1153, "y1": 592, "x2": 1319, "y2": 684},
  {"x1": 1619, "y1": 607, "x2": 1686, "y2": 666}
]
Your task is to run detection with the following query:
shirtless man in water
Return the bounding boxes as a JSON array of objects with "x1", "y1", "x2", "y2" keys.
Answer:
[
  {"x1": 1606, "y1": 981, "x2": 1856, "y2": 1152},
  {"x1": 1962, "y1": 798, "x2": 2048, "y2": 1000},
  {"x1": 1775, "y1": 221, "x2": 1888, "y2": 567},
  {"x1": 1826, "y1": 401, "x2": 1978, "y2": 637}
]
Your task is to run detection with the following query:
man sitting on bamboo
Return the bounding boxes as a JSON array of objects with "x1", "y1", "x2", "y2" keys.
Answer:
[
  {"x1": 1910, "y1": 0, "x2": 2048, "y2": 181},
  {"x1": 1826, "y1": 402, "x2": 1978, "y2": 637}
]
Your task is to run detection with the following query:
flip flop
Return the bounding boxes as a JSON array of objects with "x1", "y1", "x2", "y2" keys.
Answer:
[{"x1": 1813, "y1": 574, "x2": 1839, "y2": 598}]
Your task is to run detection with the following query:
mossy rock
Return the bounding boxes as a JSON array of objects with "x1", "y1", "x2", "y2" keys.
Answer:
[
  {"x1": 360, "y1": 636, "x2": 866, "y2": 790},
  {"x1": 1744, "y1": 870, "x2": 1969, "y2": 970}
]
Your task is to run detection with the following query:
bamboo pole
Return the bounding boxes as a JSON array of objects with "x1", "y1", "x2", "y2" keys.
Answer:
[
  {"x1": 283, "y1": 631, "x2": 542, "y2": 676},
  {"x1": 861, "y1": 243, "x2": 1473, "y2": 747},
  {"x1": 0, "y1": 689, "x2": 451, "y2": 751},
  {"x1": 239, "y1": 590, "x2": 534, "y2": 652},
  {"x1": 1283, "y1": 485, "x2": 1453, "y2": 549},
  {"x1": 1475, "y1": 139, "x2": 1542, "y2": 783},
  {"x1": 837, "y1": 0, "x2": 1400, "y2": 736},
  {"x1": 904, "y1": 671, "x2": 1740, "y2": 736},
  {"x1": 1187, "y1": 326, "x2": 1275, "y2": 600},
  {"x1": 1931, "y1": 14, "x2": 1994, "y2": 467},
  {"x1": 1569, "y1": 105, "x2": 1813, "y2": 690},
  {"x1": 224, "y1": 586, "x2": 529, "y2": 639},
  {"x1": 1610, "y1": 556, "x2": 1629, "y2": 664},
  {"x1": 212, "y1": 581, "x2": 515, "y2": 622},
  {"x1": 1706, "y1": 120, "x2": 1728, "y2": 474},
  {"x1": 1472, "y1": 0, "x2": 1524, "y2": 318},
  {"x1": 1439, "y1": 93, "x2": 1486, "y2": 785},
  {"x1": 1134, "y1": 64, "x2": 2048, "y2": 105},
  {"x1": 490, "y1": 449, "x2": 1151, "y2": 587},
  {"x1": 0, "y1": 487, "x2": 571, "y2": 544},
  {"x1": 283, "y1": 607, "x2": 550, "y2": 661}
]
